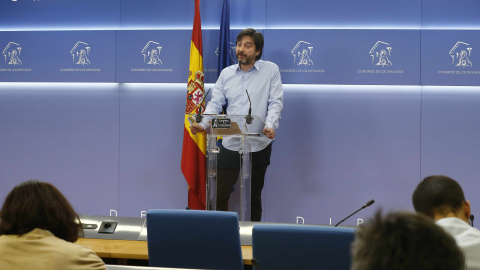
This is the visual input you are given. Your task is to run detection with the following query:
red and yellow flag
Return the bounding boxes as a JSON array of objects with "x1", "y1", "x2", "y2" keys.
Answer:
[{"x1": 181, "y1": 0, "x2": 206, "y2": 210}]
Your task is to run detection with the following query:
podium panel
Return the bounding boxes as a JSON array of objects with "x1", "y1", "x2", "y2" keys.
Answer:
[{"x1": 189, "y1": 114, "x2": 268, "y2": 221}]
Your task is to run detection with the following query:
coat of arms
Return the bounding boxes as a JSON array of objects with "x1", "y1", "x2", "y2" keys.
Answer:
[{"x1": 186, "y1": 71, "x2": 205, "y2": 114}]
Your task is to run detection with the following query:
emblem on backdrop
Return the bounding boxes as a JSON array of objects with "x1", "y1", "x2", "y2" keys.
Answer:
[
  {"x1": 450, "y1": 41, "x2": 473, "y2": 67},
  {"x1": 3, "y1": 42, "x2": 22, "y2": 65},
  {"x1": 215, "y1": 41, "x2": 237, "y2": 64},
  {"x1": 369, "y1": 41, "x2": 392, "y2": 67},
  {"x1": 71, "y1": 41, "x2": 91, "y2": 65},
  {"x1": 142, "y1": 41, "x2": 162, "y2": 65},
  {"x1": 291, "y1": 41, "x2": 314, "y2": 66}
]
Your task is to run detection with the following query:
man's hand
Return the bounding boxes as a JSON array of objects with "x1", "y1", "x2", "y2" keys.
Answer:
[
  {"x1": 190, "y1": 123, "x2": 205, "y2": 135},
  {"x1": 263, "y1": 127, "x2": 276, "y2": 139}
]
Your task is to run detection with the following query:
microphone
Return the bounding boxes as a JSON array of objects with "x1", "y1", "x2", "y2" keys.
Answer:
[
  {"x1": 245, "y1": 89, "x2": 253, "y2": 124},
  {"x1": 194, "y1": 88, "x2": 211, "y2": 123},
  {"x1": 470, "y1": 214, "x2": 474, "y2": 227},
  {"x1": 335, "y1": 199, "x2": 375, "y2": 227}
]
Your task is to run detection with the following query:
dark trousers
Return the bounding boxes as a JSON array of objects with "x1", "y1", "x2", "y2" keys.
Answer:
[{"x1": 216, "y1": 143, "x2": 272, "y2": 221}]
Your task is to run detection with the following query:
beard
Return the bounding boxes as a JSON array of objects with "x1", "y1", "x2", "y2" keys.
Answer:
[{"x1": 236, "y1": 52, "x2": 255, "y2": 65}]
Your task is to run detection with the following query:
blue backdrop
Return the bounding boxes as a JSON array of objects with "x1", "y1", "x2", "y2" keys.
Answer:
[{"x1": 1, "y1": 0, "x2": 479, "y2": 226}]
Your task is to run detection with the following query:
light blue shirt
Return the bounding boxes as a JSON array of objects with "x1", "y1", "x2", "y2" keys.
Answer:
[{"x1": 202, "y1": 60, "x2": 284, "y2": 152}]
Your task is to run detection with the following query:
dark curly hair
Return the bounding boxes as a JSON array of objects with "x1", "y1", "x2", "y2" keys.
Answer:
[
  {"x1": 0, "y1": 180, "x2": 82, "y2": 242},
  {"x1": 351, "y1": 210, "x2": 464, "y2": 270},
  {"x1": 236, "y1": 28, "x2": 264, "y2": 61}
]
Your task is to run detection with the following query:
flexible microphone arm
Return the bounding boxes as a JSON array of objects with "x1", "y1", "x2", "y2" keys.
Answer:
[
  {"x1": 335, "y1": 199, "x2": 375, "y2": 227},
  {"x1": 194, "y1": 88, "x2": 211, "y2": 123},
  {"x1": 470, "y1": 214, "x2": 475, "y2": 227},
  {"x1": 245, "y1": 89, "x2": 253, "y2": 124}
]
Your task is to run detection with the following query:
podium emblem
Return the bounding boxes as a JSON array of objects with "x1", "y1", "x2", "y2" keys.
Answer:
[{"x1": 212, "y1": 118, "x2": 231, "y2": 129}]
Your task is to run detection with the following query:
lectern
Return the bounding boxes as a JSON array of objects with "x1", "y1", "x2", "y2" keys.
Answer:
[{"x1": 189, "y1": 113, "x2": 266, "y2": 221}]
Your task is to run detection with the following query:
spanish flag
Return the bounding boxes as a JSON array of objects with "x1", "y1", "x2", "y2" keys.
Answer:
[{"x1": 181, "y1": 0, "x2": 206, "y2": 210}]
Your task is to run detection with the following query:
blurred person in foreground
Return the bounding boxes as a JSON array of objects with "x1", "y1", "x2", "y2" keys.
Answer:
[
  {"x1": 413, "y1": 175, "x2": 480, "y2": 270},
  {"x1": 0, "y1": 180, "x2": 106, "y2": 270},
  {"x1": 351, "y1": 210, "x2": 465, "y2": 270}
]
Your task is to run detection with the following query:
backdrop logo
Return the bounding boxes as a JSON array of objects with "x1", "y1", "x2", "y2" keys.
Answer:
[
  {"x1": 450, "y1": 41, "x2": 473, "y2": 67},
  {"x1": 3, "y1": 42, "x2": 22, "y2": 66},
  {"x1": 215, "y1": 41, "x2": 237, "y2": 64},
  {"x1": 369, "y1": 41, "x2": 392, "y2": 67},
  {"x1": 70, "y1": 41, "x2": 91, "y2": 65},
  {"x1": 142, "y1": 41, "x2": 162, "y2": 65},
  {"x1": 291, "y1": 41, "x2": 314, "y2": 66}
]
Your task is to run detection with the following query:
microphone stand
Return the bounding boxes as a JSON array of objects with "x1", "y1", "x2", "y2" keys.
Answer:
[
  {"x1": 245, "y1": 89, "x2": 253, "y2": 124},
  {"x1": 194, "y1": 88, "x2": 211, "y2": 123},
  {"x1": 335, "y1": 199, "x2": 375, "y2": 227}
]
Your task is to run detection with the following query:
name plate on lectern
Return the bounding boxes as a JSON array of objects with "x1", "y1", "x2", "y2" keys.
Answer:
[{"x1": 212, "y1": 118, "x2": 231, "y2": 129}]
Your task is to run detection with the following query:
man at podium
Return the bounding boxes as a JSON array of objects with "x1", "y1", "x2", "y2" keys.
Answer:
[{"x1": 190, "y1": 28, "x2": 284, "y2": 221}]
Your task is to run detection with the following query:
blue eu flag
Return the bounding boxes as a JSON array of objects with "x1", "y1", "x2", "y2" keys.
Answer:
[
  {"x1": 217, "y1": 0, "x2": 231, "y2": 147},
  {"x1": 217, "y1": 0, "x2": 231, "y2": 79}
]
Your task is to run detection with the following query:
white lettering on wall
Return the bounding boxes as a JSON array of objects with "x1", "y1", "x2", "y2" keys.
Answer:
[
  {"x1": 357, "y1": 218, "x2": 364, "y2": 225},
  {"x1": 109, "y1": 209, "x2": 118, "y2": 217},
  {"x1": 296, "y1": 216, "x2": 305, "y2": 224}
]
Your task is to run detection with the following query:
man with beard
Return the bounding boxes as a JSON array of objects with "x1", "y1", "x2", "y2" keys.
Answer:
[{"x1": 190, "y1": 28, "x2": 283, "y2": 221}]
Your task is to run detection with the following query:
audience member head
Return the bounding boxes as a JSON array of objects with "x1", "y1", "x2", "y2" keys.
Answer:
[
  {"x1": 236, "y1": 28, "x2": 264, "y2": 61},
  {"x1": 351, "y1": 210, "x2": 464, "y2": 270},
  {"x1": 0, "y1": 180, "x2": 82, "y2": 242},
  {"x1": 412, "y1": 175, "x2": 470, "y2": 222}
]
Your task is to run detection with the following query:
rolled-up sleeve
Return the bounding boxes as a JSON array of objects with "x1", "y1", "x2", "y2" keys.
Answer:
[{"x1": 265, "y1": 65, "x2": 283, "y2": 130}]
